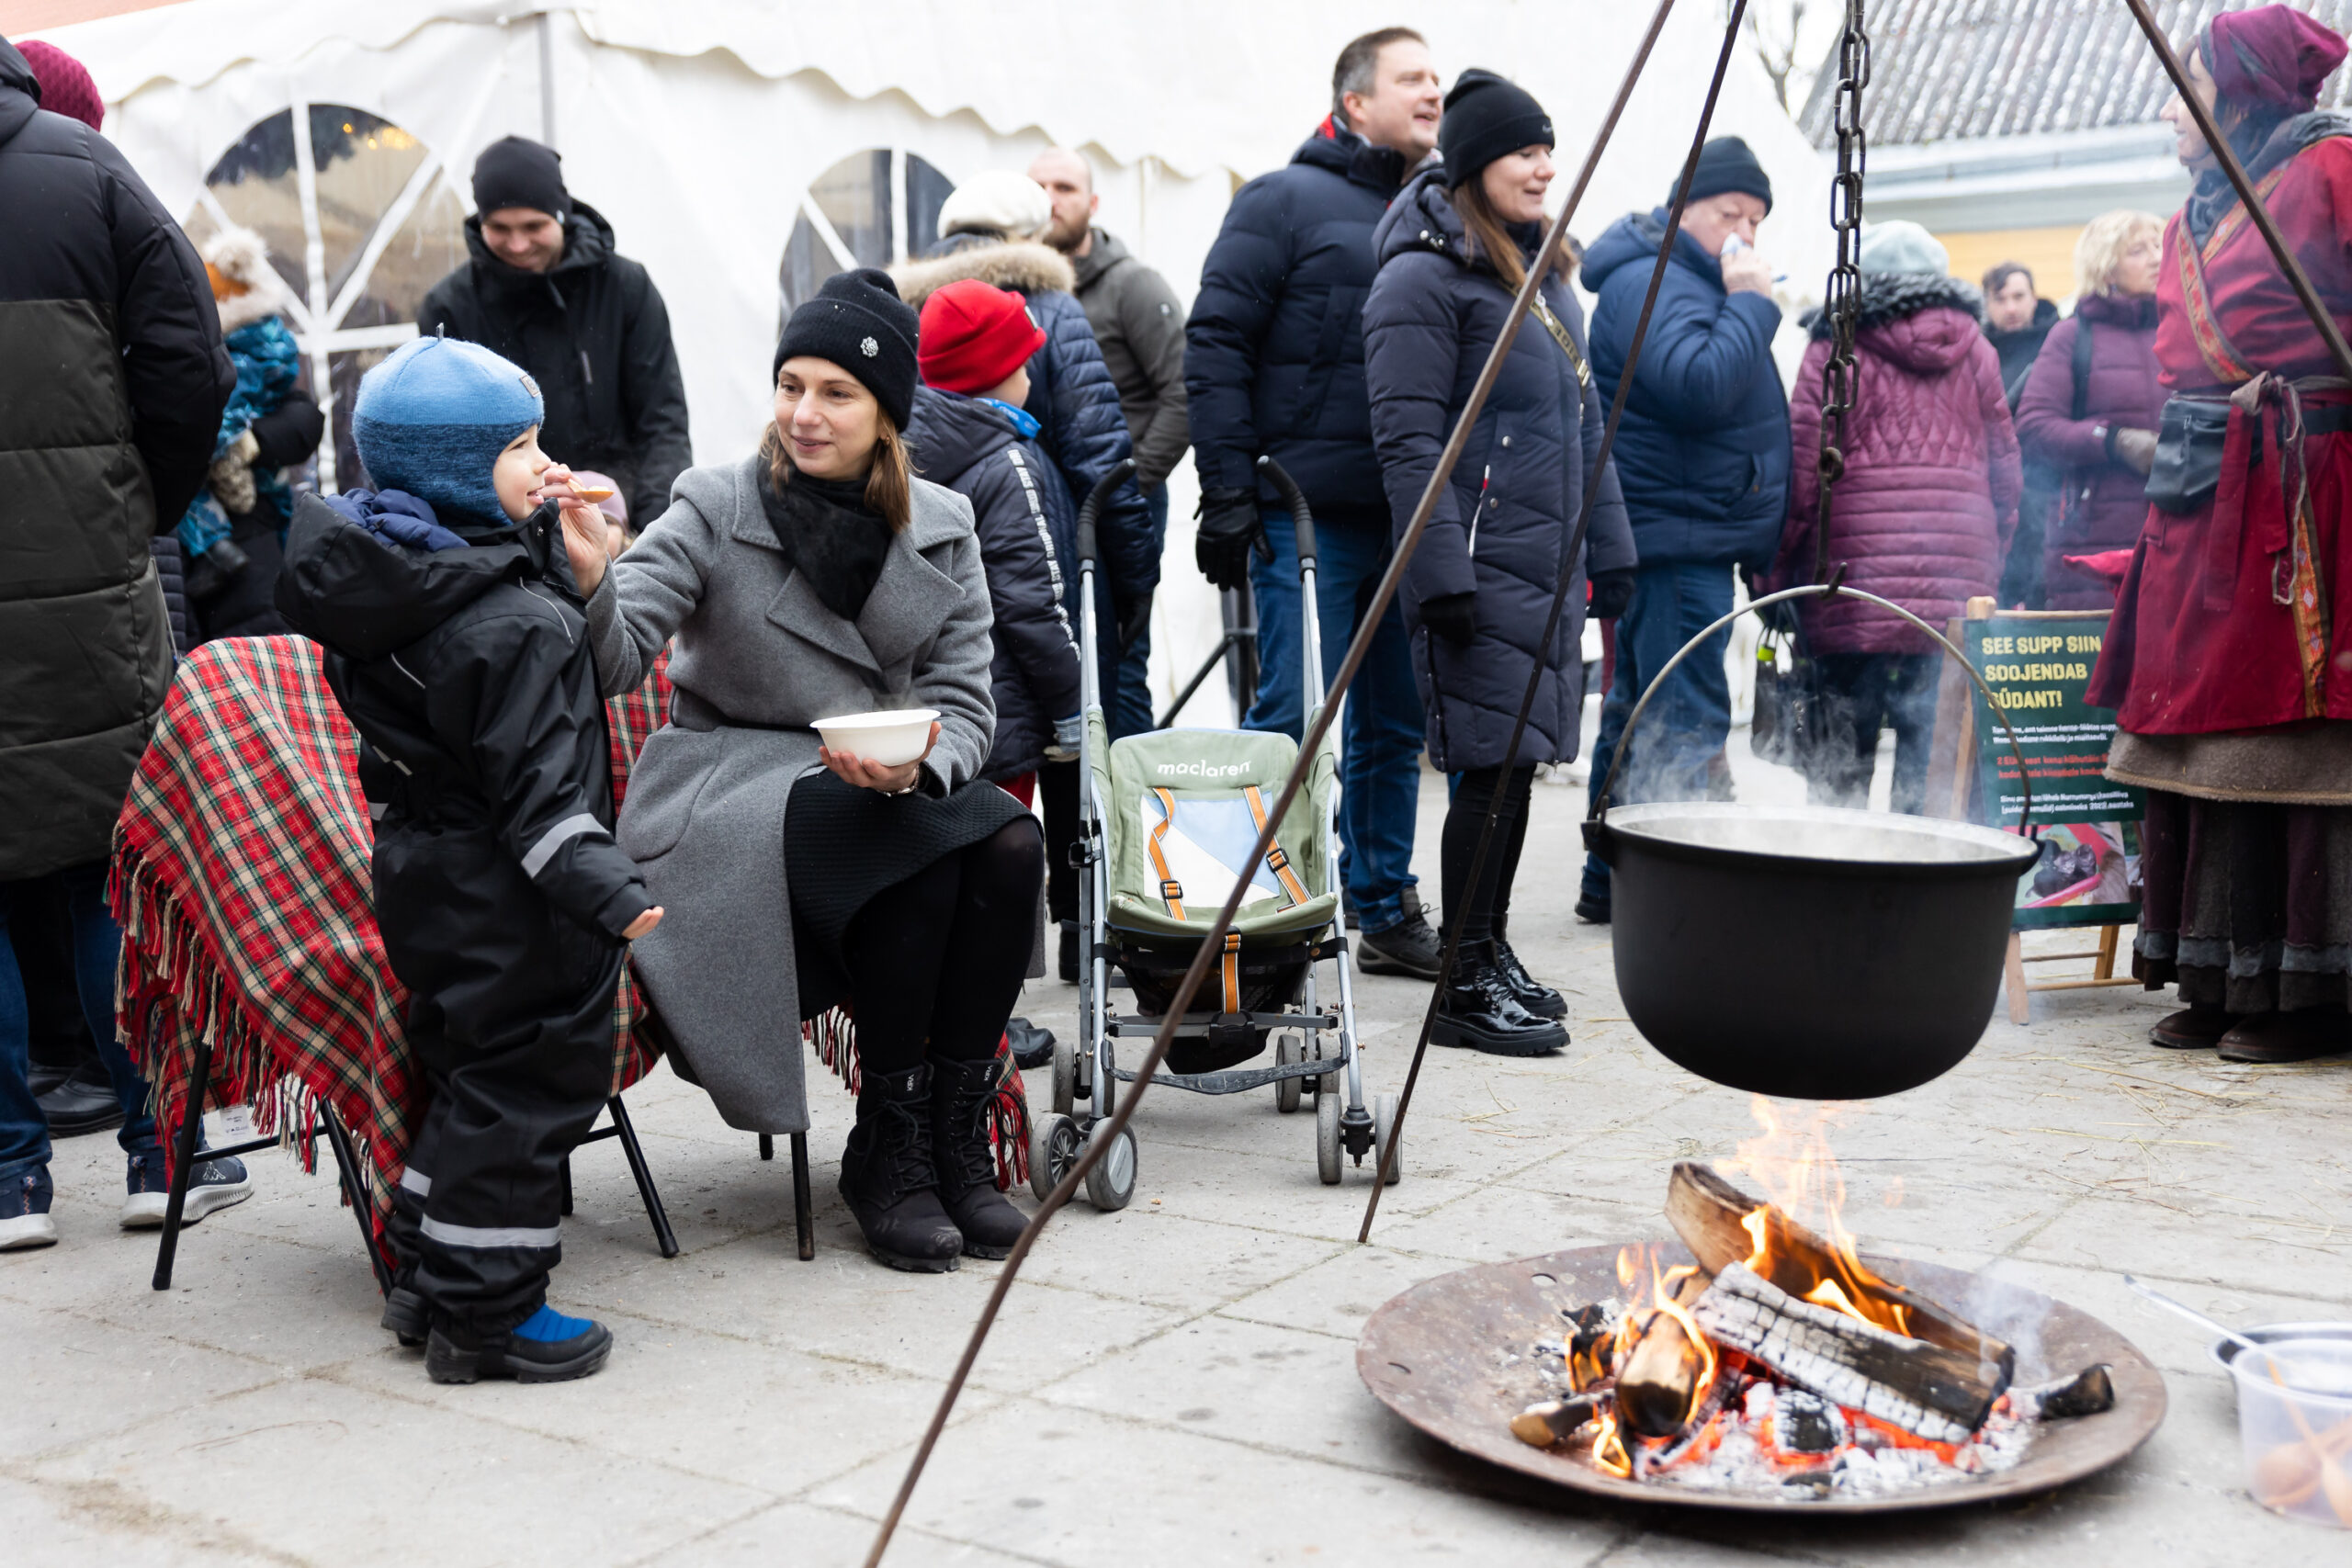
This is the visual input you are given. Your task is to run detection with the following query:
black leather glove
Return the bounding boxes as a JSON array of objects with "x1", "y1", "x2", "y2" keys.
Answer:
[
  {"x1": 1116, "y1": 590, "x2": 1154, "y2": 654},
  {"x1": 1194, "y1": 489, "x2": 1270, "y2": 592},
  {"x1": 1418, "y1": 591, "x2": 1477, "y2": 646},
  {"x1": 1587, "y1": 568, "x2": 1636, "y2": 621}
]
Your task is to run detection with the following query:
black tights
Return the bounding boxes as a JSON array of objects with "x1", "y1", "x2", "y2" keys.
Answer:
[
  {"x1": 842, "y1": 817, "x2": 1045, "y2": 1076},
  {"x1": 1442, "y1": 764, "x2": 1535, "y2": 947}
]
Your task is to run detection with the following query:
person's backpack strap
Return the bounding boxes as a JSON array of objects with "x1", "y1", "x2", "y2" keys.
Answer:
[{"x1": 2070, "y1": 316, "x2": 2096, "y2": 422}]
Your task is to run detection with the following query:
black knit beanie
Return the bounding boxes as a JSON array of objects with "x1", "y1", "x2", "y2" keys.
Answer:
[
  {"x1": 1438, "y1": 69, "x2": 1554, "y2": 189},
  {"x1": 1671, "y1": 135, "x2": 1773, "y2": 213},
  {"x1": 472, "y1": 136, "x2": 569, "y2": 221},
  {"x1": 775, "y1": 268, "x2": 922, "y2": 430}
]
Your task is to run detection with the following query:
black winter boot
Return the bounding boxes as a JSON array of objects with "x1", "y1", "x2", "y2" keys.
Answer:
[
  {"x1": 838, "y1": 1064, "x2": 964, "y2": 1272},
  {"x1": 1490, "y1": 930, "x2": 1566, "y2": 1021},
  {"x1": 931, "y1": 1056, "x2": 1029, "y2": 1259},
  {"x1": 1433, "y1": 942, "x2": 1567, "y2": 1055}
]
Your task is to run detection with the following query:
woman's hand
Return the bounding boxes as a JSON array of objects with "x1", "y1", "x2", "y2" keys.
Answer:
[
  {"x1": 2111, "y1": 427, "x2": 2158, "y2": 477},
  {"x1": 623, "y1": 906, "x2": 664, "y2": 940},
  {"x1": 537, "y1": 464, "x2": 611, "y2": 594},
  {"x1": 820, "y1": 722, "x2": 941, "y2": 795}
]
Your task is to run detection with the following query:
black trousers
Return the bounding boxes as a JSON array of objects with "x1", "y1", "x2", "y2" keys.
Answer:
[
  {"x1": 1442, "y1": 764, "x2": 1536, "y2": 947},
  {"x1": 831, "y1": 818, "x2": 1046, "y2": 1077},
  {"x1": 376, "y1": 823, "x2": 618, "y2": 1332},
  {"x1": 1039, "y1": 760, "x2": 1079, "y2": 926},
  {"x1": 1804, "y1": 653, "x2": 1939, "y2": 815}
]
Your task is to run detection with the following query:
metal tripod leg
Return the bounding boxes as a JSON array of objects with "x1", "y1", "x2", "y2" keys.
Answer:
[
  {"x1": 605, "y1": 1095, "x2": 678, "y2": 1258},
  {"x1": 150, "y1": 1036, "x2": 214, "y2": 1292},
  {"x1": 791, "y1": 1132, "x2": 814, "y2": 1260}
]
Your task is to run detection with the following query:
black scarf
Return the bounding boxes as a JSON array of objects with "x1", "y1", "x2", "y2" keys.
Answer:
[{"x1": 761, "y1": 468, "x2": 891, "y2": 621}]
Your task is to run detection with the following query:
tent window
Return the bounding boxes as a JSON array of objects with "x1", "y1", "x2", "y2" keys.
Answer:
[
  {"x1": 188, "y1": 103, "x2": 467, "y2": 492},
  {"x1": 778, "y1": 149, "x2": 956, "y2": 321}
]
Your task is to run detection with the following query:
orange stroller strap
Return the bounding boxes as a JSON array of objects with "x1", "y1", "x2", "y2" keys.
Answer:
[
  {"x1": 1243, "y1": 785, "x2": 1310, "y2": 906},
  {"x1": 1147, "y1": 786, "x2": 1186, "y2": 919},
  {"x1": 1220, "y1": 931, "x2": 1242, "y2": 1014}
]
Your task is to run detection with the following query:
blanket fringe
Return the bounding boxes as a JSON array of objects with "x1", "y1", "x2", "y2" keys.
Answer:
[
  {"x1": 989, "y1": 1032, "x2": 1031, "y2": 1192},
  {"x1": 803, "y1": 1006, "x2": 861, "y2": 1097}
]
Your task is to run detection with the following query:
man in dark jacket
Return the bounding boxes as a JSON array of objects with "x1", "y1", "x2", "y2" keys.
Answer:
[
  {"x1": 1033, "y1": 146, "x2": 1192, "y2": 738},
  {"x1": 1184, "y1": 26, "x2": 1445, "y2": 976},
  {"x1": 1576, "y1": 137, "x2": 1787, "y2": 924},
  {"x1": 418, "y1": 137, "x2": 691, "y2": 525},
  {"x1": 1983, "y1": 261, "x2": 2061, "y2": 607},
  {"x1": 0, "y1": 36, "x2": 248, "y2": 1250}
]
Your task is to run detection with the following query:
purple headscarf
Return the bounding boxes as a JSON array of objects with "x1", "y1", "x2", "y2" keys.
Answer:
[{"x1": 2206, "y1": 5, "x2": 2348, "y2": 112}]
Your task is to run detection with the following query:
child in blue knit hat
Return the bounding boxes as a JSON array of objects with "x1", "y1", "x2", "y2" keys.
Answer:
[{"x1": 276, "y1": 333, "x2": 661, "y2": 1385}]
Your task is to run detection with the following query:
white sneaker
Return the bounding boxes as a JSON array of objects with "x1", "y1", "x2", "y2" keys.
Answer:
[
  {"x1": 1, "y1": 1168, "x2": 58, "y2": 1251},
  {"x1": 120, "y1": 1149, "x2": 254, "y2": 1230}
]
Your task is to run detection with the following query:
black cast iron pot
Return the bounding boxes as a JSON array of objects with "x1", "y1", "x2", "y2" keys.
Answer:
[{"x1": 1583, "y1": 803, "x2": 2041, "y2": 1100}]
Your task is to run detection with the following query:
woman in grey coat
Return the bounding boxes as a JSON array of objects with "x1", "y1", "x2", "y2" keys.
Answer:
[{"x1": 559, "y1": 269, "x2": 1040, "y2": 1273}]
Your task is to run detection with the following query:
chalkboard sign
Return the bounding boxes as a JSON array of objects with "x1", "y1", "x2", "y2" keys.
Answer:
[{"x1": 1939, "y1": 609, "x2": 2143, "y2": 931}]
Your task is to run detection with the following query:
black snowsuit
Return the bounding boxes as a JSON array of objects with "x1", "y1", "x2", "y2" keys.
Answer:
[
  {"x1": 276, "y1": 489, "x2": 652, "y2": 1330},
  {"x1": 418, "y1": 203, "x2": 693, "y2": 525},
  {"x1": 905, "y1": 386, "x2": 1082, "y2": 780}
]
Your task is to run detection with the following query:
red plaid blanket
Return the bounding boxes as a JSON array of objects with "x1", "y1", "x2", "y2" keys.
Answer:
[{"x1": 110, "y1": 636, "x2": 668, "y2": 1255}]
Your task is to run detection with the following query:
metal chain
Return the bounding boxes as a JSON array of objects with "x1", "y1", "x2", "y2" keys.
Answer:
[{"x1": 1814, "y1": 0, "x2": 1870, "y2": 582}]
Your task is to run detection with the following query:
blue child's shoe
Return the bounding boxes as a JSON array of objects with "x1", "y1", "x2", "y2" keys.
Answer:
[{"x1": 426, "y1": 1303, "x2": 612, "y2": 1384}]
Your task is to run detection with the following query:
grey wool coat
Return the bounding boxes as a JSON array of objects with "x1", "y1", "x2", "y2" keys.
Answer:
[{"x1": 583, "y1": 456, "x2": 997, "y2": 1133}]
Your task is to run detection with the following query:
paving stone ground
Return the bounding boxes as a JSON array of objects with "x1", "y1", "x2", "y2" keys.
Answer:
[{"x1": 7, "y1": 727, "x2": 2348, "y2": 1566}]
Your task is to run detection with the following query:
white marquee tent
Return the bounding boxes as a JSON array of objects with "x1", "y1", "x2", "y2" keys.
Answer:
[{"x1": 26, "y1": 0, "x2": 1828, "y2": 724}]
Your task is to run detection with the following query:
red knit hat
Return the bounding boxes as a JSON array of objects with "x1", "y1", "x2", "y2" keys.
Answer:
[
  {"x1": 918, "y1": 278, "x2": 1046, "y2": 397},
  {"x1": 19, "y1": 40, "x2": 105, "y2": 133}
]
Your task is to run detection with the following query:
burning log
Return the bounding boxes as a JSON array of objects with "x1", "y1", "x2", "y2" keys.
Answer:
[
  {"x1": 2008, "y1": 1364, "x2": 2115, "y2": 1421},
  {"x1": 1665, "y1": 1161, "x2": 2016, "y2": 1384},
  {"x1": 1510, "y1": 1393, "x2": 1601, "y2": 1449},
  {"x1": 1693, "y1": 1263, "x2": 2006, "y2": 1444},
  {"x1": 1616, "y1": 1266, "x2": 1714, "y2": 1438}
]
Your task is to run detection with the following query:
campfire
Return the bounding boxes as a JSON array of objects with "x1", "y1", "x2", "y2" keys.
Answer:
[{"x1": 1506, "y1": 1110, "x2": 2117, "y2": 1496}]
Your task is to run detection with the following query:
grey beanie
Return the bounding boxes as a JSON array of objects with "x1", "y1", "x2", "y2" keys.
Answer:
[{"x1": 1858, "y1": 220, "x2": 1950, "y2": 278}]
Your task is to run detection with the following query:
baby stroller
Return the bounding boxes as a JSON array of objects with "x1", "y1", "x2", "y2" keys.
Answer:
[{"x1": 1032, "y1": 457, "x2": 1400, "y2": 1212}]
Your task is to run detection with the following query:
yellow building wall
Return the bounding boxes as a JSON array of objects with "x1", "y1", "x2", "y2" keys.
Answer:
[{"x1": 1936, "y1": 225, "x2": 2088, "y2": 306}]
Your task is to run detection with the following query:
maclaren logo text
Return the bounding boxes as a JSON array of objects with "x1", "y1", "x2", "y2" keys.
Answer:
[{"x1": 1154, "y1": 760, "x2": 1252, "y2": 779}]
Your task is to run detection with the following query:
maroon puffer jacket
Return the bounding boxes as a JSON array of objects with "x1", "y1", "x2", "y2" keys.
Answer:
[
  {"x1": 2014, "y1": 290, "x2": 2163, "y2": 609},
  {"x1": 1780, "y1": 274, "x2": 2020, "y2": 654}
]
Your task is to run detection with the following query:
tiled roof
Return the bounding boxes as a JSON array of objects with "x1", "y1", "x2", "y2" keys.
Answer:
[{"x1": 1797, "y1": 0, "x2": 2352, "y2": 147}]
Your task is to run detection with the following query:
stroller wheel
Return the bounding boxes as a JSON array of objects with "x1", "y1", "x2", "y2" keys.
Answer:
[
  {"x1": 1275, "y1": 1036, "x2": 1303, "y2": 1114},
  {"x1": 1051, "y1": 1032, "x2": 1077, "y2": 1118},
  {"x1": 1315, "y1": 1092, "x2": 1342, "y2": 1185},
  {"x1": 1084, "y1": 1125, "x2": 1138, "y2": 1212},
  {"x1": 1314, "y1": 1036, "x2": 1340, "y2": 1099},
  {"x1": 1373, "y1": 1092, "x2": 1403, "y2": 1186},
  {"x1": 1031, "y1": 1113, "x2": 1082, "y2": 1203}
]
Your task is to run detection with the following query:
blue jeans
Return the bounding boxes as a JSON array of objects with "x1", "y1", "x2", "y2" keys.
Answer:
[
  {"x1": 1110, "y1": 484, "x2": 1167, "y2": 740},
  {"x1": 1580, "y1": 560, "x2": 1736, "y2": 909},
  {"x1": 1245, "y1": 509, "x2": 1422, "y2": 931},
  {"x1": 0, "y1": 863, "x2": 160, "y2": 1182}
]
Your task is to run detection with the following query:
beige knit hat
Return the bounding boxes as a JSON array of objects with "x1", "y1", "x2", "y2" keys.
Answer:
[{"x1": 934, "y1": 170, "x2": 1051, "y2": 242}]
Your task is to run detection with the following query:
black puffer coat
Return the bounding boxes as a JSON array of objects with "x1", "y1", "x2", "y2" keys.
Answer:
[
  {"x1": 1186, "y1": 128, "x2": 1412, "y2": 520},
  {"x1": 275, "y1": 491, "x2": 650, "y2": 943},
  {"x1": 1363, "y1": 171, "x2": 1637, "y2": 773},
  {"x1": 897, "y1": 235, "x2": 1157, "y2": 605},
  {"x1": 418, "y1": 202, "x2": 692, "y2": 524},
  {"x1": 906, "y1": 386, "x2": 1083, "y2": 779},
  {"x1": 0, "y1": 39, "x2": 233, "y2": 881}
]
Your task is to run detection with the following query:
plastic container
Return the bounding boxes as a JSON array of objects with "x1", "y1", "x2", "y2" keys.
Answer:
[
  {"x1": 2214, "y1": 1325, "x2": 2352, "y2": 1527},
  {"x1": 811, "y1": 707, "x2": 939, "y2": 767}
]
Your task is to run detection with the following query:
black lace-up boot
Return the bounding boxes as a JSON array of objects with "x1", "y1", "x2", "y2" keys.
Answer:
[
  {"x1": 838, "y1": 1064, "x2": 964, "y2": 1271},
  {"x1": 931, "y1": 1056, "x2": 1029, "y2": 1259},
  {"x1": 1433, "y1": 942, "x2": 1567, "y2": 1055},
  {"x1": 1490, "y1": 920, "x2": 1566, "y2": 1021}
]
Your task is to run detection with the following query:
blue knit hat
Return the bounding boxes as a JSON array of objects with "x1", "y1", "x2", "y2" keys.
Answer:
[{"x1": 352, "y1": 335, "x2": 545, "y2": 524}]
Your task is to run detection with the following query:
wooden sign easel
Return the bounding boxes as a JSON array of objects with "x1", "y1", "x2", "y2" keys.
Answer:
[{"x1": 1927, "y1": 597, "x2": 2140, "y2": 1024}]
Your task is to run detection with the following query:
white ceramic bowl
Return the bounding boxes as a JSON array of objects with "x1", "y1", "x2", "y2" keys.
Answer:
[
  {"x1": 2214, "y1": 1323, "x2": 2352, "y2": 1528},
  {"x1": 812, "y1": 707, "x2": 939, "y2": 767}
]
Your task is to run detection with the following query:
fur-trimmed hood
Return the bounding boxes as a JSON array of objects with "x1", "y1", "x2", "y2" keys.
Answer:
[
  {"x1": 1806, "y1": 272, "x2": 1984, "y2": 342},
  {"x1": 893, "y1": 236, "x2": 1076, "y2": 308},
  {"x1": 202, "y1": 224, "x2": 295, "y2": 334}
]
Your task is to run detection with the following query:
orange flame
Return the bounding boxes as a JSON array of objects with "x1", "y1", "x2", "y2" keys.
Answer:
[
  {"x1": 1590, "y1": 1405, "x2": 1632, "y2": 1477},
  {"x1": 1728, "y1": 1097, "x2": 1913, "y2": 1338}
]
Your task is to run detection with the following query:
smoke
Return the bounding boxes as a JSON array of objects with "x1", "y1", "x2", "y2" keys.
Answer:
[{"x1": 1952, "y1": 1266, "x2": 2054, "y2": 1382}]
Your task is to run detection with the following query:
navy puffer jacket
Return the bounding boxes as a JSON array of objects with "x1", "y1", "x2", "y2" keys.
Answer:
[
  {"x1": 1185, "y1": 129, "x2": 1412, "y2": 519},
  {"x1": 897, "y1": 236, "x2": 1157, "y2": 604},
  {"x1": 1363, "y1": 171, "x2": 1638, "y2": 772},
  {"x1": 906, "y1": 386, "x2": 1082, "y2": 780},
  {"x1": 1581, "y1": 208, "x2": 1789, "y2": 569}
]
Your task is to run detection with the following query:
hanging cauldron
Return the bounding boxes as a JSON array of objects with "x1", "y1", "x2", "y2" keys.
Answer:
[{"x1": 1582, "y1": 585, "x2": 2042, "y2": 1100}]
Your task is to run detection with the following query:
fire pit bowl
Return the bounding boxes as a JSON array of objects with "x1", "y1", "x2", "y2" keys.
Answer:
[
  {"x1": 1585, "y1": 804, "x2": 2040, "y2": 1100},
  {"x1": 1357, "y1": 1243, "x2": 2166, "y2": 1515}
]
